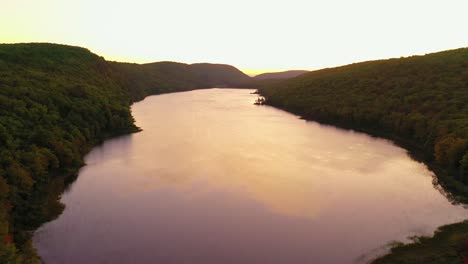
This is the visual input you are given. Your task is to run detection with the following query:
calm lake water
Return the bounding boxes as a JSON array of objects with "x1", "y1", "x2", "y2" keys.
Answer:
[{"x1": 34, "y1": 89, "x2": 468, "y2": 263}]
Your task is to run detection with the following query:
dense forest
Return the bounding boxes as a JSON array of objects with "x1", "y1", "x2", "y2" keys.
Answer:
[
  {"x1": 0, "y1": 43, "x2": 251, "y2": 262},
  {"x1": 259, "y1": 48, "x2": 468, "y2": 262}
]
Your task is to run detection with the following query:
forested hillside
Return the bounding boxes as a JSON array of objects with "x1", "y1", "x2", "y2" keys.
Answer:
[
  {"x1": 0, "y1": 43, "x2": 251, "y2": 262},
  {"x1": 259, "y1": 48, "x2": 468, "y2": 261},
  {"x1": 110, "y1": 61, "x2": 251, "y2": 101},
  {"x1": 253, "y1": 70, "x2": 309, "y2": 80},
  {"x1": 260, "y1": 48, "x2": 467, "y2": 192}
]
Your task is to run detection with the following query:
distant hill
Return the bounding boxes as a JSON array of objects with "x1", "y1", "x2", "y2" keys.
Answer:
[
  {"x1": 253, "y1": 70, "x2": 309, "y2": 80},
  {"x1": 110, "y1": 61, "x2": 251, "y2": 101},
  {"x1": 190, "y1": 63, "x2": 251, "y2": 87}
]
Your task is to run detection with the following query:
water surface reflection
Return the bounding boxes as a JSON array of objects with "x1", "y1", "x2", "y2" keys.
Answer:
[{"x1": 34, "y1": 89, "x2": 468, "y2": 263}]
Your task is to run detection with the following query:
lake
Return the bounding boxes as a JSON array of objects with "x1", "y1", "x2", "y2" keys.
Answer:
[{"x1": 34, "y1": 88, "x2": 468, "y2": 263}]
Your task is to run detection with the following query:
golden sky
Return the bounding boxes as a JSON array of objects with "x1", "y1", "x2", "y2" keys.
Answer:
[{"x1": 1, "y1": 0, "x2": 467, "y2": 75}]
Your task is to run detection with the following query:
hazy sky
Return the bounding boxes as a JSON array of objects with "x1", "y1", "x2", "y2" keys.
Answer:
[{"x1": 1, "y1": 0, "x2": 467, "y2": 75}]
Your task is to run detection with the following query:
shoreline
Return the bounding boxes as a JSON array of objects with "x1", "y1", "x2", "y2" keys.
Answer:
[
  {"x1": 258, "y1": 94, "x2": 468, "y2": 262},
  {"x1": 34, "y1": 89, "x2": 467, "y2": 263}
]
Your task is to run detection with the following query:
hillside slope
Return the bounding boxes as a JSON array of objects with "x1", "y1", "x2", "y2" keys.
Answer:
[
  {"x1": 254, "y1": 70, "x2": 309, "y2": 80},
  {"x1": 260, "y1": 48, "x2": 467, "y2": 191},
  {"x1": 0, "y1": 43, "x2": 140, "y2": 262},
  {"x1": 259, "y1": 48, "x2": 468, "y2": 262},
  {"x1": 0, "y1": 43, "x2": 251, "y2": 262},
  {"x1": 110, "y1": 61, "x2": 251, "y2": 101},
  {"x1": 190, "y1": 63, "x2": 251, "y2": 87}
]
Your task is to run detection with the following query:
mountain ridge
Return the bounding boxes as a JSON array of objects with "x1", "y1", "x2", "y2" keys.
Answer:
[{"x1": 253, "y1": 70, "x2": 309, "y2": 80}]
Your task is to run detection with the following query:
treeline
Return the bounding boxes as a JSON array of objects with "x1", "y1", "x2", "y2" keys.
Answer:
[
  {"x1": 259, "y1": 48, "x2": 468, "y2": 196},
  {"x1": 0, "y1": 43, "x2": 251, "y2": 262},
  {"x1": 253, "y1": 70, "x2": 309, "y2": 80}
]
